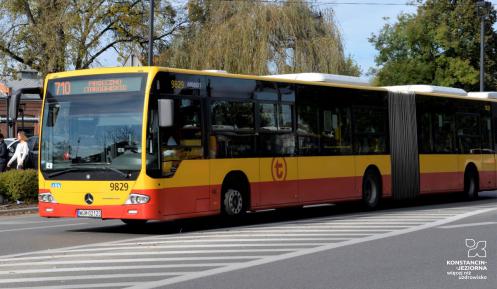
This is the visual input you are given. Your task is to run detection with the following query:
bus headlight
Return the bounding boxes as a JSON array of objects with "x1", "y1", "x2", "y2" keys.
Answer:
[
  {"x1": 38, "y1": 192, "x2": 57, "y2": 203},
  {"x1": 125, "y1": 193, "x2": 150, "y2": 205}
]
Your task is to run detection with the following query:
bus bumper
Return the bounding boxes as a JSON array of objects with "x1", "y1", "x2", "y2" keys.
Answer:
[{"x1": 38, "y1": 202, "x2": 161, "y2": 220}]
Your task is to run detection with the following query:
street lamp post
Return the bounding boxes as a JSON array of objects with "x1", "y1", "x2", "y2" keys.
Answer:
[
  {"x1": 477, "y1": 0, "x2": 492, "y2": 92},
  {"x1": 19, "y1": 104, "x2": 25, "y2": 132}
]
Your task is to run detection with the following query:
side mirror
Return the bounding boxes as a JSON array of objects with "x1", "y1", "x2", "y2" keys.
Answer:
[
  {"x1": 158, "y1": 99, "x2": 174, "y2": 127},
  {"x1": 9, "y1": 87, "x2": 41, "y2": 120}
]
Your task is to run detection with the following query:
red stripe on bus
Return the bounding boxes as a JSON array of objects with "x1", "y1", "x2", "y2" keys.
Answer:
[{"x1": 419, "y1": 172, "x2": 463, "y2": 194}]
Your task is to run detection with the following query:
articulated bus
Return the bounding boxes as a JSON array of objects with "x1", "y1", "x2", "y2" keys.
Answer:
[{"x1": 38, "y1": 67, "x2": 497, "y2": 224}]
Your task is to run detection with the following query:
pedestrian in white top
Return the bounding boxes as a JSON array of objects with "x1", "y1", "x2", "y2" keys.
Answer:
[{"x1": 7, "y1": 131, "x2": 29, "y2": 170}]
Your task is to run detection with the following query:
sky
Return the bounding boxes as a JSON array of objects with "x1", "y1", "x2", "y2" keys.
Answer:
[
  {"x1": 328, "y1": 1, "x2": 417, "y2": 76},
  {"x1": 97, "y1": 0, "x2": 497, "y2": 78}
]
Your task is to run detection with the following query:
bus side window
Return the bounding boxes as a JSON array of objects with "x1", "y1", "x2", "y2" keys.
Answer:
[
  {"x1": 297, "y1": 104, "x2": 319, "y2": 156},
  {"x1": 433, "y1": 113, "x2": 456, "y2": 153},
  {"x1": 352, "y1": 107, "x2": 387, "y2": 154},
  {"x1": 418, "y1": 111, "x2": 433, "y2": 153},
  {"x1": 321, "y1": 107, "x2": 352, "y2": 155},
  {"x1": 258, "y1": 103, "x2": 295, "y2": 156},
  {"x1": 456, "y1": 113, "x2": 481, "y2": 154},
  {"x1": 210, "y1": 101, "x2": 255, "y2": 158},
  {"x1": 481, "y1": 116, "x2": 493, "y2": 153}
]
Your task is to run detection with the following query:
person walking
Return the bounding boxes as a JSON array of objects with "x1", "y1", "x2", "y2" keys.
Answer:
[
  {"x1": 7, "y1": 131, "x2": 29, "y2": 170},
  {"x1": 0, "y1": 134, "x2": 8, "y2": 172}
]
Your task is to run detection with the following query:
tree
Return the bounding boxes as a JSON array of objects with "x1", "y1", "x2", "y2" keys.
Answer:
[
  {"x1": 158, "y1": 0, "x2": 359, "y2": 76},
  {"x1": 0, "y1": 0, "x2": 186, "y2": 77},
  {"x1": 369, "y1": 0, "x2": 497, "y2": 91}
]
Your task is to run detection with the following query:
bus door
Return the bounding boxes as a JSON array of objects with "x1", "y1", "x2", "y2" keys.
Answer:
[
  {"x1": 258, "y1": 102, "x2": 299, "y2": 206},
  {"x1": 158, "y1": 97, "x2": 211, "y2": 214},
  {"x1": 482, "y1": 105, "x2": 497, "y2": 189}
]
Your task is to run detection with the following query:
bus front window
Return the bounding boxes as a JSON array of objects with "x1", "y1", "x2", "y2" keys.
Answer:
[{"x1": 41, "y1": 75, "x2": 146, "y2": 180}]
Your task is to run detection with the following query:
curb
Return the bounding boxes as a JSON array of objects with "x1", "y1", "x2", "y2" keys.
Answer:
[{"x1": 0, "y1": 206, "x2": 38, "y2": 215}]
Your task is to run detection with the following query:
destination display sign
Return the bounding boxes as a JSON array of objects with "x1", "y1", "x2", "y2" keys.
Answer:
[{"x1": 48, "y1": 75, "x2": 143, "y2": 96}]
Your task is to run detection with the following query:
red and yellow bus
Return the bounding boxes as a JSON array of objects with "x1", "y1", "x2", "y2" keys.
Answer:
[{"x1": 38, "y1": 67, "x2": 497, "y2": 224}]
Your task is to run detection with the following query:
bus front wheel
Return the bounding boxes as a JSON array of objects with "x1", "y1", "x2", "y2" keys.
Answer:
[
  {"x1": 223, "y1": 188, "x2": 245, "y2": 216},
  {"x1": 362, "y1": 170, "x2": 381, "y2": 209}
]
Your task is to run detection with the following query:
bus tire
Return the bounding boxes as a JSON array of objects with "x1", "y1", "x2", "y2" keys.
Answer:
[
  {"x1": 121, "y1": 219, "x2": 148, "y2": 226},
  {"x1": 464, "y1": 168, "x2": 479, "y2": 200},
  {"x1": 362, "y1": 169, "x2": 381, "y2": 210},
  {"x1": 223, "y1": 188, "x2": 245, "y2": 216}
]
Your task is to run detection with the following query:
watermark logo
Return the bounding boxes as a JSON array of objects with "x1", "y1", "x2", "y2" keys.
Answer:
[
  {"x1": 466, "y1": 239, "x2": 486, "y2": 258},
  {"x1": 445, "y1": 238, "x2": 488, "y2": 281}
]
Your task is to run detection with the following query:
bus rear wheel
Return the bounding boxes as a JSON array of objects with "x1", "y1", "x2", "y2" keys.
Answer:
[
  {"x1": 464, "y1": 170, "x2": 479, "y2": 200},
  {"x1": 223, "y1": 188, "x2": 245, "y2": 216},
  {"x1": 362, "y1": 170, "x2": 381, "y2": 209}
]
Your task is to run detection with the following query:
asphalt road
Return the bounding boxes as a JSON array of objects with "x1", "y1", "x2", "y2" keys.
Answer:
[{"x1": 0, "y1": 192, "x2": 496, "y2": 289}]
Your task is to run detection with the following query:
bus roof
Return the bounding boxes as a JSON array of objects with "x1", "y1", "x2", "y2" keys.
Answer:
[
  {"x1": 467, "y1": 91, "x2": 497, "y2": 99},
  {"x1": 383, "y1": 85, "x2": 467, "y2": 96},
  {"x1": 261, "y1": 73, "x2": 370, "y2": 86},
  {"x1": 45, "y1": 66, "x2": 154, "y2": 80},
  {"x1": 45, "y1": 67, "x2": 497, "y2": 103}
]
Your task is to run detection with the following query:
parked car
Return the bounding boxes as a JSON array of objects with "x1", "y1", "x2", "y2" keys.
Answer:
[
  {"x1": 4, "y1": 138, "x2": 17, "y2": 152},
  {"x1": 6, "y1": 136, "x2": 38, "y2": 169}
]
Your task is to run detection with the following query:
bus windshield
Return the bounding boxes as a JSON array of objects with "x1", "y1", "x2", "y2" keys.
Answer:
[{"x1": 40, "y1": 74, "x2": 146, "y2": 179}]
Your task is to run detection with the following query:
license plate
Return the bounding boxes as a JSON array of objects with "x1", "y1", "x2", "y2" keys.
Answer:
[{"x1": 77, "y1": 209, "x2": 102, "y2": 218}]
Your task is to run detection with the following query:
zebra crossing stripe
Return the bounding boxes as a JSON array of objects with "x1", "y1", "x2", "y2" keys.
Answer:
[
  {"x1": 11, "y1": 282, "x2": 140, "y2": 289},
  {"x1": 0, "y1": 272, "x2": 183, "y2": 284},
  {"x1": 126, "y1": 207, "x2": 497, "y2": 289}
]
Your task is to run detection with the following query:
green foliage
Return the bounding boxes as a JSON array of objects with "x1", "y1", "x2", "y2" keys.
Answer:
[
  {"x1": 0, "y1": 169, "x2": 38, "y2": 201},
  {"x1": 0, "y1": 0, "x2": 185, "y2": 77},
  {"x1": 159, "y1": 0, "x2": 360, "y2": 76},
  {"x1": 369, "y1": 0, "x2": 497, "y2": 91}
]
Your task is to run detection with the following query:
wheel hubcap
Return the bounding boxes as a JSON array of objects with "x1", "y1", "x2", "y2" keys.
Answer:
[{"x1": 228, "y1": 189, "x2": 243, "y2": 214}]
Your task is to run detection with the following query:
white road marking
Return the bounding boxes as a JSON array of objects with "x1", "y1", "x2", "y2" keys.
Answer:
[
  {"x1": 276, "y1": 221, "x2": 429, "y2": 225},
  {"x1": 0, "y1": 263, "x2": 238, "y2": 275},
  {"x1": 0, "y1": 272, "x2": 182, "y2": 284},
  {"x1": 126, "y1": 207, "x2": 497, "y2": 289},
  {"x1": 0, "y1": 249, "x2": 295, "y2": 263},
  {"x1": 0, "y1": 256, "x2": 268, "y2": 267},
  {"x1": 211, "y1": 229, "x2": 393, "y2": 233},
  {"x1": 12, "y1": 282, "x2": 139, "y2": 289},
  {"x1": 291, "y1": 218, "x2": 440, "y2": 225},
  {"x1": 90, "y1": 237, "x2": 351, "y2": 247},
  {"x1": 238, "y1": 225, "x2": 412, "y2": 229},
  {"x1": 0, "y1": 218, "x2": 79, "y2": 225},
  {"x1": 0, "y1": 222, "x2": 89, "y2": 233},
  {"x1": 1, "y1": 203, "x2": 495, "y2": 289},
  {"x1": 148, "y1": 232, "x2": 376, "y2": 237},
  {"x1": 41, "y1": 242, "x2": 324, "y2": 254},
  {"x1": 438, "y1": 221, "x2": 497, "y2": 229},
  {"x1": 102, "y1": 233, "x2": 375, "y2": 242}
]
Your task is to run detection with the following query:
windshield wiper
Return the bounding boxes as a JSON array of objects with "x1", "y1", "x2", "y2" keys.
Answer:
[
  {"x1": 46, "y1": 167, "x2": 88, "y2": 178},
  {"x1": 100, "y1": 166, "x2": 130, "y2": 179},
  {"x1": 46, "y1": 163, "x2": 130, "y2": 179},
  {"x1": 73, "y1": 162, "x2": 130, "y2": 178}
]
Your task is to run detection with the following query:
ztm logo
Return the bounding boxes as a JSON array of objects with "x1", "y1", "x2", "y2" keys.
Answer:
[
  {"x1": 51, "y1": 183, "x2": 62, "y2": 189},
  {"x1": 271, "y1": 157, "x2": 287, "y2": 181},
  {"x1": 466, "y1": 239, "x2": 487, "y2": 258}
]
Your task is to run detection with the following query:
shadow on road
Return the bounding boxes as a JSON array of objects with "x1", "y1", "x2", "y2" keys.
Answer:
[{"x1": 70, "y1": 191, "x2": 497, "y2": 236}]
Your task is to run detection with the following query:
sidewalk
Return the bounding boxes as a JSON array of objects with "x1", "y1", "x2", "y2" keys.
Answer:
[{"x1": 0, "y1": 204, "x2": 38, "y2": 216}]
